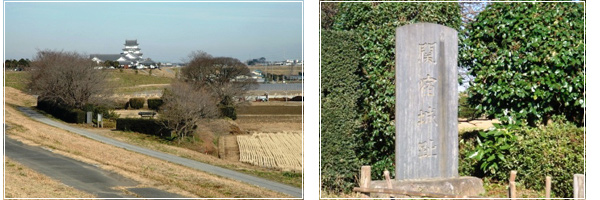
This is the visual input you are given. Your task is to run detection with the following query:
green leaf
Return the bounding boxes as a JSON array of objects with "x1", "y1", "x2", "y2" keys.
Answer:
[
  {"x1": 497, "y1": 153, "x2": 507, "y2": 162},
  {"x1": 475, "y1": 149, "x2": 485, "y2": 161},
  {"x1": 487, "y1": 153, "x2": 496, "y2": 161}
]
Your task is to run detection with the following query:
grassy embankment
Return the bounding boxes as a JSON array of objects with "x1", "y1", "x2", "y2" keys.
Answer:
[
  {"x1": 4, "y1": 87, "x2": 287, "y2": 198},
  {"x1": 5, "y1": 71, "x2": 302, "y2": 189},
  {"x1": 5, "y1": 71, "x2": 29, "y2": 91},
  {"x1": 108, "y1": 69, "x2": 173, "y2": 94},
  {"x1": 5, "y1": 70, "x2": 173, "y2": 93}
]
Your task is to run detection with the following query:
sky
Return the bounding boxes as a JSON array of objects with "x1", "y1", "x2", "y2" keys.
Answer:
[{"x1": 4, "y1": 1, "x2": 302, "y2": 63}]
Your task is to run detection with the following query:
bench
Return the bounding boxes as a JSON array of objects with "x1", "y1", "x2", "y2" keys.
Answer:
[{"x1": 138, "y1": 111, "x2": 157, "y2": 118}]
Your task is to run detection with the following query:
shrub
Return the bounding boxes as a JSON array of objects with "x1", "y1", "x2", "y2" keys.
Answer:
[
  {"x1": 129, "y1": 98, "x2": 145, "y2": 109},
  {"x1": 147, "y1": 98, "x2": 164, "y2": 110},
  {"x1": 116, "y1": 118, "x2": 172, "y2": 138},
  {"x1": 83, "y1": 104, "x2": 120, "y2": 121},
  {"x1": 219, "y1": 106, "x2": 236, "y2": 120},
  {"x1": 321, "y1": 30, "x2": 362, "y2": 193},
  {"x1": 459, "y1": 116, "x2": 584, "y2": 198},
  {"x1": 461, "y1": 2, "x2": 585, "y2": 126},
  {"x1": 290, "y1": 96, "x2": 303, "y2": 101},
  {"x1": 37, "y1": 99, "x2": 86, "y2": 123},
  {"x1": 458, "y1": 93, "x2": 479, "y2": 120}
]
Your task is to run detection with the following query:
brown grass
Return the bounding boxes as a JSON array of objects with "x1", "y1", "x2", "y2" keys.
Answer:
[
  {"x1": 4, "y1": 87, "x2": 288, "y2": 198},
  {"x1": 4, "y1": 157, "x2": 96, "y2": 198},
  {"x1": 238, "y1": 105, "x2": 302, "y2": 115}
]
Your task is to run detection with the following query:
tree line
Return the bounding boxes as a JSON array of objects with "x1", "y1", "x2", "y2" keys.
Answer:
[
  {"x1": 5, "y1": 58, "x2": 31, "y2": 70},
  {"x1": 27, "y1": 49, "x2": 257, "y2": 143}
]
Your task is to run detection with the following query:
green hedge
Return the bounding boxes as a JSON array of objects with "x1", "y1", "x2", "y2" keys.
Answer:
[
  {"x1": 147, "y1": 98, "x2": 163, "y2": 110},
  {"x1": 461, "y1": 2, "x2": 585, "y2": 126},
  {"x1": 331, "y1": 2, "x2": 463, "y2": 179},
  {"x1": 459, "y1": 117, "x2": 584, "y2": 198},
  {"x1": 129, "y1": 98, "x2": 145, "y2": 109},
  {"x1": 321, "y1": 30, "x2": 362, "y2": 193},
  {"x1": 116, "y1": 118, "x2": 172, "y2": 138},
  {"x1": 37, "y1": 99, "x2": 86, "y2": 123}
]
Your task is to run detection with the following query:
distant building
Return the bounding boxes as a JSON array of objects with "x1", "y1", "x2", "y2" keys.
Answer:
[{"x1": 90, "y1": 39, "x2": 156, "y2": 69}]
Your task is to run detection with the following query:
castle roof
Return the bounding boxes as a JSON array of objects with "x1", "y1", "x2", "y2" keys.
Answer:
[
  {"x1": 140, "y1": 58, "x2": 156, "y2": 65},
  {"x1": 89, "y1": 54, "x2": 121, "y2": 61},
  {"x1": 125, "y1": 39, "x2": 138, "y2": 46}
]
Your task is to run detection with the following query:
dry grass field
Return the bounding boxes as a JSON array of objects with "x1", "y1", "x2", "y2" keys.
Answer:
[
  {"x1": 237, "y1": 132, "x2": 302, "y2": 172},
  {"x1": 4, "y1": 87, "x2": 288, "y2": 198},
  {"x1": 4, "y1": 157, "x2": 96, "y2": 198}
]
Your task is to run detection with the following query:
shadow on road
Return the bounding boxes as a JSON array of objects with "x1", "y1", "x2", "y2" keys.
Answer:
[{"x1": 5, "y1": 136, "x2": 185, "y2": 199}]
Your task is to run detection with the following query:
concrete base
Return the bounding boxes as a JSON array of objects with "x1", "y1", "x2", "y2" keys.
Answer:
[{"x1": 369, "y1": 176, "x2": 485, "y2": 198}]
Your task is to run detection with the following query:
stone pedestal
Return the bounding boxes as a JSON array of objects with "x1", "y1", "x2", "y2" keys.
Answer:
[{"x1": 369, "y1": 176, "x2": 485, "y2": 198}]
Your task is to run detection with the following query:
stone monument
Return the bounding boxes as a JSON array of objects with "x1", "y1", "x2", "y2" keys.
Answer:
[
  {"x1": 395, "y1": 22, "x2": 458, "y2": 180},
  {"x1": 363, "y1": 23, "x2": 483, "y2": 197}
]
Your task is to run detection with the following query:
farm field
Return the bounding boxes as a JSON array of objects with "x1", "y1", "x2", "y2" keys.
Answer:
[
  {"x1": 237, "y1": 105, "x2": 302, "y2": 115},
  {"x1": 247, "y1": 65, "x2": 302, "y2": 76},
  {"x1": 237, "y1": 132, "x2": 302, "y2": 172}
]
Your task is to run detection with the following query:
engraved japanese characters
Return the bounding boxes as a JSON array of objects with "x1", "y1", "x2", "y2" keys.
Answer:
[{"x1": 395, "y1": 23, "x2": 458, "y2": 180}]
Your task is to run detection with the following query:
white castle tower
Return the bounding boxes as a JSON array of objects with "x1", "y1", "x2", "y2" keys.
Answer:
[
  {"x1": 122, "y1": 39, "x2": 143, "y2": 60},
  {"x1": 92, "y1": 39, "x2": 156, "y2": 69}
]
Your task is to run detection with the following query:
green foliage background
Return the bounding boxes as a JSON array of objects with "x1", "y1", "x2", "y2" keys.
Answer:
[
  {"x1": 320, "y1": 30, "x2": 362, "y2": 193},
  {"x1": 331, "y1": 2, "x2": 462, "y2": 179},
  {"x1": 460, "y1": 2, "x2": 585, "y2": 126}
]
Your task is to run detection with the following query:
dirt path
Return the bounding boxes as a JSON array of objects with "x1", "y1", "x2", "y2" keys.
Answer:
[
  {"x1": 458, "y1": 119, "x2": 501, "y2": 131},
  {"x1": 219, "y1": 135, "x2": 240, "y2": 162}
]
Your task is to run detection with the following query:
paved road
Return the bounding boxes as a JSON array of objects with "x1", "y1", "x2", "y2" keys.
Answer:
[
  {"x1": 17, "y1": 107, "x2": 302, "y2": 198},
  {"x1": 257, "y1": 83, "x2": 302, "y2": 91},
  {"x1": 5, "y1": 136, "x2": 184, "y2": 198}
]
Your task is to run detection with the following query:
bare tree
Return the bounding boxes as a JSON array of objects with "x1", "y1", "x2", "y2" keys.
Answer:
[
  {"x1": 180, "y1": 51, "x2": 258, "y2": 118},
  {"x1": 459, "y1": 1, "x2": 489, "y2": 88},
  {"x1": 459, "y1": 1, "x2": 489, "y2": 24},
  {"x1": 159, "y1": 81, "x2": 219, "y2": 141},
  {"x1": 28, "y1": 50, "x2": 109, "y2": 109},
  {"x1": 320, "y1": 1, "x2": 339, "y2": 30}
]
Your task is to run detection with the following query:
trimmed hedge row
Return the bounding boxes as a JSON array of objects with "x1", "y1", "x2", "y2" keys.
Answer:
[
  {"x1": 320, "y1": 30, "x2": 362, "y2": 193},
  {"x1": 147, "y1": 98, "x2": 163, "y2": 110},
  {"x1": 129, "y1": 98, "x2": 145, "y2": 109},
  {"x1": 116, "y1": 118, "x2": 172, "y2": 138},
  {"x1": 37, "y1": 99, "x2": 86, "y2": 123}
]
